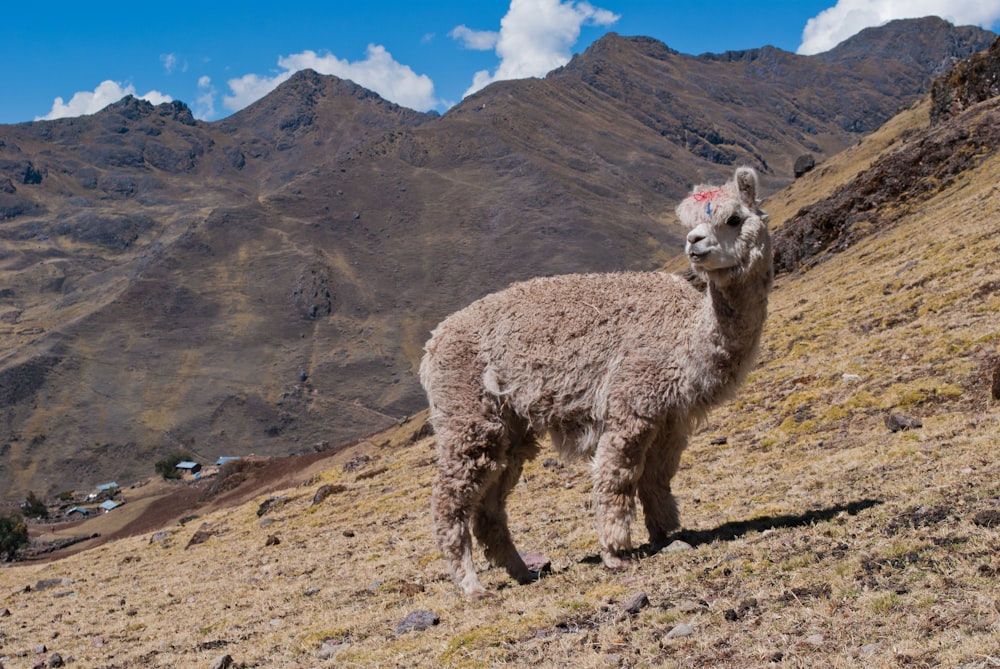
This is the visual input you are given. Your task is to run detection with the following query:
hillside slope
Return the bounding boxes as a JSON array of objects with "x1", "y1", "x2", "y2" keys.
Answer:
[
  {"x1": 0, "y1": 20, "x2": 995, "y2": 499},
  {"x1": 0, "y1": 67, "x2": 998, "y2": 667}
]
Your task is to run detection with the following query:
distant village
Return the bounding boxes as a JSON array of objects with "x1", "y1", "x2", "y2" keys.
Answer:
[{"x1": 21, "y1": 456, "x2": 241, "y2": 523}]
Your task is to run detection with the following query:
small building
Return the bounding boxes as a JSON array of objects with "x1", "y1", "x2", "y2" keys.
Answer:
[
  {"x1": 99, "y1": 499, "x2": 122, "y2": 513},
  {"x1": 95, "y1": 482, "x2": 119, "y2": 492},
  {"x1": 66, "y1": 506, "x2": 90, "y2": 518},
  {"x1": 176, "y1": 461, "x2": 202, "y2": 475}
]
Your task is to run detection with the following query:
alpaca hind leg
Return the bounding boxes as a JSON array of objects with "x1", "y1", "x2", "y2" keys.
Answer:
[
  {"x1": 591, "y1": 422, "x2": 654, "y2": 569},
  {"x1": 638, "y1": 431, "x2": 685, "y2": 549},
  {"x1": 472, "y1": 433, "x2": 541, "y2": 585},
  {"x1": 431, "y1": 421, "x2": 506, "y2": 598}
]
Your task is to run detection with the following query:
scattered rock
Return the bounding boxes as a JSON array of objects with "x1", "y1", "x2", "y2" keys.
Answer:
[
  {"x1": 256, "y1": 496, "x2": 287, "y2": 517},
  {"x1": 91, "y1": 637, "x2": 105, "y2": 649},
  {"x1": 185, "y1": 529, "x2": 214, "y2": 549},
  {"x1": 794, "y1": 153, "x2": 816, "y2": 178},
  {"x1": 725, "y1": 597, "x2": 759, "y2": 621},
  {"x1": 0, "y1": 606, "x2": 10, "y2": 617},
  {"x1": 522, "y1": 551, "x2": 552, "y2": 574},
  {"x1": 395, "y1": 609, "x2": 440, "y2": 634},
  {"x1": 343, "y1": 454, "x2": 375, "y2": 473},
  {"x1": 663, "y1": 623, "x2": 693, "y2": 639},
  {"x1": 973, "y1": 510, "x2": 1000, "y2": 528},
  {"x1": 542, "y1": 457, "x2": 561, "y2": 468},
  {"x1": 149, "y1": 531, "x2": 171, "y2": 544},
  {"x1": 661, "y1": 539, "x2": 693, "y2": 553},
  {"x1": 209, "y1": 654, "x2": 234, "y2": 669},
  {"x1": 34, "y1": 578, "x2": 72, "y2": 591},
  {"x1": 312, "y1": 483, "x2": 346, "y2": 506},
  {"x1": 885, "y1": 412, "x2": 922, "y2": 432},
  {"x1": 616, "y1": 591, "x2": 649, "y2": 620},
  {"x1": 48, "y1": 652, "x2": 64, "y2": 668},
  {"x1": 265, "y1": 534, "x2": 280, "y2": 546},
  {"x1": 709, "y1": 436, "x2": 728, "y2": 445},
  {"x1": 342, "y1": 529, "x2": 356, "y2": 538},
  {"x1": 677, "y1": 599, "x2": 709, "y2": 614}
]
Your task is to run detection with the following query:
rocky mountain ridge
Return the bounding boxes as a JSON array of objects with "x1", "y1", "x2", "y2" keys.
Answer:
[{"x1": 0, "y1": 18, "x2": 995, "y2": 499}]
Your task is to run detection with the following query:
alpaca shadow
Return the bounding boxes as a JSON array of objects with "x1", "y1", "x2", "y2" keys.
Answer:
[{"x1": 579, "y1": 498, "x2": 883, "y2": 565}]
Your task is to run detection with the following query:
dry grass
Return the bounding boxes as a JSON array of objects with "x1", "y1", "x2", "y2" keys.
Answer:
[{"x1": 2, "y1": 116, "x2": 1000, "y2": 669}]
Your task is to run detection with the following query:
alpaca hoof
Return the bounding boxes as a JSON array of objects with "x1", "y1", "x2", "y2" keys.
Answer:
[
  {"x1": 601, "y1": 551, "x2": 632, "y2": 571},
  {"x1": 514, "y1": 570, "x2": 538, "y2": 585}
]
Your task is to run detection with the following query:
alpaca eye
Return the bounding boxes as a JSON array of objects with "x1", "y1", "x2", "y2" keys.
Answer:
[{"x1": 725, "y1": 214, "x2": 743, "y2": 227}]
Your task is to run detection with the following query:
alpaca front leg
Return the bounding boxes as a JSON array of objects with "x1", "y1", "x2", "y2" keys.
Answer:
[
  {"x1": 591, "y1": 427, "x2": 651, "y2": 570},
  {"x1": 472, "y1": 459, "x2": 535, "y2": 585},
  {"x1": 638, "y1": 433, "x2": 685, "y2": 549},
  {"x1": 432, "y1": 466, "x2": 497, "y2": 599}
]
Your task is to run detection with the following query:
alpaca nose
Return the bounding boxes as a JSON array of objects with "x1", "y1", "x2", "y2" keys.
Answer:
[{"x1": 687, "y1": 229, "x2": 705, "y2": 245}]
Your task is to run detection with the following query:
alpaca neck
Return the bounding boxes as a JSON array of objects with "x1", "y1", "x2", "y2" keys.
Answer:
[
  {"x1": 703, "y1": 270, "x2": 770, "y2": 357},
  {"x1": 686, "y1": 261, "x2": 772, "y2": 398}
]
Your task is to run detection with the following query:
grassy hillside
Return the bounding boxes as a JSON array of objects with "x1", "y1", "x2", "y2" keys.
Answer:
[{"x1": 1, "y1": 106, "x2": 999, "y2": 668}]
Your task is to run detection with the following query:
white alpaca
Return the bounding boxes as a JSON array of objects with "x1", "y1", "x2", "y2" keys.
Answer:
[{"x1": 420, "y1": 166, "x2": 773, "y2": 598}]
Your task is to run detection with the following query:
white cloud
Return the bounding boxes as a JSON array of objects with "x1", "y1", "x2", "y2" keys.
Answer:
[
  {"x1": 450, "y1": 25, "x2": 499, "y2": 50},
  {"x1": 195, "y1": 75, "x2": 217, "y2": 120},
  {"x1": 36, "y1": 80, "x2": 172, "y2": 121},
  {"x1": 798, "y1": 0, "x2": 1000, "y2": 54},
  {"x1": 459, "y1": 0, "x2": 620, "y2": 98},
  {"x1": 222, "y1": 44, "x2": 439, "y2": 113},
  {"x1": 161, "y1": 52, "x2": 178, "y2": 74}
]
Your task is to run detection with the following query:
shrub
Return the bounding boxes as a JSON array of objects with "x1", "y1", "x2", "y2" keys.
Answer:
[
  {"x1": 0, "y1": 511, "x2": 29, "y2": 560},
  {"x1": 155, "y1": 451, "x2": 193, "y2": 480},
  {"x1": 22, "y1": 491, "x2": 49, "y2": 520}
]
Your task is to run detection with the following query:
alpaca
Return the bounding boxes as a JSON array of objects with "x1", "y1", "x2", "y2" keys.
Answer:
[{"x1": 420, "y1": 166, "x2": 772, "y2": 598}]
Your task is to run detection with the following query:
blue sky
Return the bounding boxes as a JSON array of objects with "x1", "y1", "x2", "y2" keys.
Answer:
[{"x1": 4, "y1": 0, "x2": 999, "y2": 125}]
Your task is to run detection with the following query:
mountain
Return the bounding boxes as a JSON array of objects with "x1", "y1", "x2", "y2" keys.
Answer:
[
  {"x1": 1, "y1": 39, "x2": 999, "y2": 663},
  {"x1": 0, "y1": 18, "x2": 995, "y2": 499}
]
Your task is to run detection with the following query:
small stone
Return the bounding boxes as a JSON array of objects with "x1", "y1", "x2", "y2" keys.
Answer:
[
  {"x1": 395, "y1": 609, "x2": 440, "y2": 634},
  {"x1": 804, "y1": 634, "x2": 824, "y2": 646},
  {"x1": 842, "y1": 373, "x2": 861, "y2": 383},
  {"x1": 677, "y1": 599, "x2": 708, "y2": 614},
  {"x1": 185, "y1": 529, "x2": 214, "y2": 549},
  {"x1": 664, "y1": 623, "x2": 693, "y2": 639},
  {"x1": 724, "y1": 608, "x2": 739, "y2": 621},
  {"x1": 768, "y1": 651, "x2": 784, "y2": 662},
  {"x1": 91, "y1": 637, "x2": 105, "y2": 648},
  {"x1": 304, "y1": 587, "x2": 320, "y2": 597},
  {"x1": 616, "y1": 592, "x2": 649, "y2": 620},
  {"x1": 885, "y1": 412, "x2": 922, "y2": 432},
  {"x1": 265, "y1": 534, "x2": 280, "y2": 546},
  {"x1": 209, "y1": 654, "x2": 234, "y2": 669},
  {"x1": 709, "y1": 436, "x2": 728, "y2": 445},
  {"x1": 149, "y1": 531, "x2": 170, "y2": 544},
  {"x1": 48, "y1": 653, "x2": 64, "y2": 668},
  {"x1": 0, "y1": 606, "x2": 9, "y2": 616},
  {"x1": 35, "y1": 645, "x2": 48, "y2": 654},
  {"x1": 522, "y1": 551, "x2": 551, "y2": 574},
  {"x1": 661, "y1": 539, "x2": 693, "y2": 553},
  {"x1": 312, "y1": 483, "x2": 346, "y2": 506}
]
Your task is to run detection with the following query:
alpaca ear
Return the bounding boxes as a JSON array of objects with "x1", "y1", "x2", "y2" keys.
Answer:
[{"x1": 734, "y1": 167, "x2": 757, "y2": 207}]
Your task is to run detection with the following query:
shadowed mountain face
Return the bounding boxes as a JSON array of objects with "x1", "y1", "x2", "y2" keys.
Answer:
[{"x1": 0, "y1": 20, "x2": 994, "y2": 499}]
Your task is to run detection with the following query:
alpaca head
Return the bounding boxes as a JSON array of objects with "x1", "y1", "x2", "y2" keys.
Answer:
[{"x1": 675, "y1": 166, "x2": 772, "y2": 284}]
